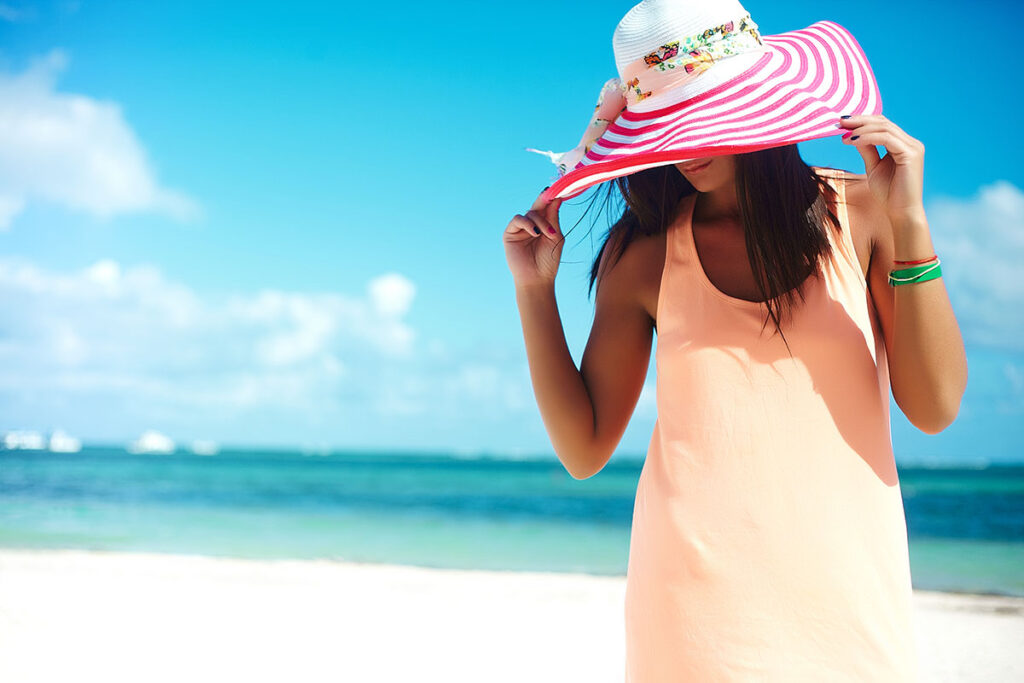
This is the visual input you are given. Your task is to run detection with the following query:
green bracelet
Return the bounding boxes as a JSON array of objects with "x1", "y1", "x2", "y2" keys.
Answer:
[{"x1": 888, "y1": 259, "x2": 942, "y2": 287}]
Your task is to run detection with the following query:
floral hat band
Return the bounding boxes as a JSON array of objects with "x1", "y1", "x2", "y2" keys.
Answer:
[
  {"x1": 620, "y1": 12, "x2": 764, "y2": 107},
  {"x1": 527, "y1": 11, "x2": 767, "y2": 177}
]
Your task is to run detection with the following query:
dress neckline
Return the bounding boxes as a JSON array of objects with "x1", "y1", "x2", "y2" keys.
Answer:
[
  {"x1": 681, "y1": 175, "x2": 831, "y2": 309},
  {"x1": 682, "y1": 193, "x2": 769, "y2": 308}
]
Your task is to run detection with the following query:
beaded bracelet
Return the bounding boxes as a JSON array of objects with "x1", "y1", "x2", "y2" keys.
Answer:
[{"x1": 889, "y1": 258, "x2": 942, "y2": 287}]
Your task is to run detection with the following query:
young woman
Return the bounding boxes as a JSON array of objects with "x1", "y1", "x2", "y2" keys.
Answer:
[{"x1": 503, "y1": 138, "x2": 967, "y2": 679}]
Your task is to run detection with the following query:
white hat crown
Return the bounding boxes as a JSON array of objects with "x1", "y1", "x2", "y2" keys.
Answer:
[{"x1": 612, "y1": 0, "x2": 769, "y2": 112}]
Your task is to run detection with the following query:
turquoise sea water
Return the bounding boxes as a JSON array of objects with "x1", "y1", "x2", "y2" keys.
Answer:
[{"x1": 1, "y1": 447, "x2": 1021, "y2": 596}]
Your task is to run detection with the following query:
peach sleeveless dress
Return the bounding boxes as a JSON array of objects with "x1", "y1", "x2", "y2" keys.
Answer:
[{"x1": 624, "y1": 168, "x2": 919, "y2": 681}]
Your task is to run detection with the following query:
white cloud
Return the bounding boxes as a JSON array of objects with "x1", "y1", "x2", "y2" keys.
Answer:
[
  {"x1": 368, "y1": 359, "x2": 534, "y2": 420},
  {"x1": 0, "y1": 257, "x2": 419, "y2": 416},
  {"x1": 926, "y1": 180, "x2": 1024, "y2": 352},
  {"x1": 0, "y1": 49, "x2": 200, "y2": 229},
  {"x1": 369, "y1": 272, "x2": 415, "y2": 317},
  {"x1": 0, "y1": 257, "x2": 543, "y2": 444},
  {"x1": 0, "y1": 194, "x2": 25, "y2": 226}
]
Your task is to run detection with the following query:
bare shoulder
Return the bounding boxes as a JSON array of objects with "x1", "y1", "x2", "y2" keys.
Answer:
[{"x1": 593, "y1": 224, "x2": 664, "y2": 330}]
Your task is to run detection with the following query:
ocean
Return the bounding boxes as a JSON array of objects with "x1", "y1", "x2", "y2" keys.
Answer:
[{"x1": 1, "y1": 447, "x2": 1021, "y2": 596}]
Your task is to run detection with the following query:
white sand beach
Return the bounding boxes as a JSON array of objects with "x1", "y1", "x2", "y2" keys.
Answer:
[{"x1": 0, "y1": 548, "x2": 1020, "y2": 682}]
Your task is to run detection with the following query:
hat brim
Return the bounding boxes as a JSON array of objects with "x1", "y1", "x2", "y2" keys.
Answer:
[{"x1": 541, "y1": 20, "x2": 881, "y2": 203}]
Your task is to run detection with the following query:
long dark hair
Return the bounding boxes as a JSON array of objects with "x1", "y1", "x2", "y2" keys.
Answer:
[{"x1": 579, "y1": 144, "x2": 843, "y2": 355}]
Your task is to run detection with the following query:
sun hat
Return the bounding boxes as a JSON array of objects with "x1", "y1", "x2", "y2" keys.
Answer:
[{"x1": 527, "y1": 0, "x2": 882, "y2": 202}]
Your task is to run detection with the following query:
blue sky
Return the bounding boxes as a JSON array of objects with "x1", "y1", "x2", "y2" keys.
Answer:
[{"x1": 0, "y1": 0, "x2": 1020, "y2": 463}]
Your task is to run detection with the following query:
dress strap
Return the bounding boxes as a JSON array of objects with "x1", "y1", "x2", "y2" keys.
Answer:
[{"x1": 815, "y1": 167, "x2": 867, "y2": 293}]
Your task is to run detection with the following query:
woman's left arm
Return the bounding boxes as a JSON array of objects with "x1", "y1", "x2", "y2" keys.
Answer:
[{"x1": 840, "y1": 114, "x2": 968, "y2": 434}]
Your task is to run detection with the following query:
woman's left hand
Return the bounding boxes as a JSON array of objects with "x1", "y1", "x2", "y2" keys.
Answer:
[{"x1": 839, "y1": 114, "x2": 925, "y2": 223}]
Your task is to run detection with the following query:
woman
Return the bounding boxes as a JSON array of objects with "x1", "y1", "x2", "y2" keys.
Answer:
[{"x1": 503, "y1": 2, "x2": 967, "y2": 679}]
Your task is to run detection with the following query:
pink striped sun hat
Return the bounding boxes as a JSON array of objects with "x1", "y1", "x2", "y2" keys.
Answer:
[{"x1": 527, "y1": 0, "x2": 882, "y2": 202}]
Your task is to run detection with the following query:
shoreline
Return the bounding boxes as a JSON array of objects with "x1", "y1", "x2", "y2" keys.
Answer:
[{"x1": 2, "y1": 548, "x2": 1021, "y2": 682}]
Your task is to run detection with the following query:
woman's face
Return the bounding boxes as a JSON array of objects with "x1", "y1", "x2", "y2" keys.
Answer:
[{"x1": 673, "y1": 154, "x2": 735, "y2": 190}]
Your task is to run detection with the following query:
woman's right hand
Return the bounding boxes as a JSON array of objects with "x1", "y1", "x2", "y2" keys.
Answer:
[{"x1": 503, "y1": 187, "x2": 565, "y2": 289}]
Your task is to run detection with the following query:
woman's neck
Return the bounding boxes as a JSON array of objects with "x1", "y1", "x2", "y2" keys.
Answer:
[{"x1": 693, "y1": 184, "x2": 741, "y2": 224}]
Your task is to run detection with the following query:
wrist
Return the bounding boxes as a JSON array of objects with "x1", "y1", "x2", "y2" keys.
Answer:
[
  {"x1": 888, "y1": 205, "x2": 928, "y2": 232},
  {"x1": 515, "y1": 279, "x2": 556, "y2": 297}
]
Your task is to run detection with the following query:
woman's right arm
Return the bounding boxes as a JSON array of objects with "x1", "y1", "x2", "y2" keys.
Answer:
[{"x1": 504, "y1": 192, "x2": 655, "y2": 479}]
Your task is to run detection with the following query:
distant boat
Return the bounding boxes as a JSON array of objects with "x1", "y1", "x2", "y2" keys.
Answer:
[
  {"x1": 2, "y1": 430, "x2": 46, "y2": 450},
  {"x1": 190, "y1": 439, "x2": 219, "y2": 456},
  {"x1": 127, "y1": 430, "x2": 175, "y2": 455},
  {"x1": 48, "y1": 429, "x2": 82, "y2": 453}
]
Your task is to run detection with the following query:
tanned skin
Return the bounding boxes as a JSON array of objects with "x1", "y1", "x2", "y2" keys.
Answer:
[{"x1": 504, "y1": 125, "x2": 966, "y2": 478}]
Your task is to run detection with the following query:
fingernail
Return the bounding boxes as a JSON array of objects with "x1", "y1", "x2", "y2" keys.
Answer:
[
  {"x1": 850, "y1": 135, "x2": 860, "y2": 140},
  {"x1": 548, "y1": 226, "x2": 556, "y2": 234},
  {"x1": 533, "y1": 226, "x2": 541, "y2": 235},
  {"x1": 840, "y1": 115, "x2": 851, "y2": 119}
]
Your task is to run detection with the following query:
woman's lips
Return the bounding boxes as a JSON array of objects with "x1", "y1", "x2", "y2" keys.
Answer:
[{"x1": 682, "y1": 160, "x2": 712, "y2": 173}]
